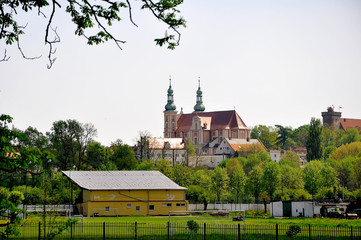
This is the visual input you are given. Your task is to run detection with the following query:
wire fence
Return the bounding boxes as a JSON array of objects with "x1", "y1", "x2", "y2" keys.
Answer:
[{"x1": 1, "y1": 222, "x2": 360, "y2": 239}]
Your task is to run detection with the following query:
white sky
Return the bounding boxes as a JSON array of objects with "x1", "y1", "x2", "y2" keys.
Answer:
[{"x1": 1, "y1": 0, "x2": 361, "y2": 146}]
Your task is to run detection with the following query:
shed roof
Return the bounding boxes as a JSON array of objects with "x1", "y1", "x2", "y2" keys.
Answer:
[{"x1": 62, "y1": 171, "x2": 187, "y2": 191}]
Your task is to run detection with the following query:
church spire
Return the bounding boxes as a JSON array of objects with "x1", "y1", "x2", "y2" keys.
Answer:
[
  {"x1": 193, "y1": 77, "x2": 205, "y2": 112},
  {"x1": 164, "y1": 76, "x2": 176, "y2": 112}
]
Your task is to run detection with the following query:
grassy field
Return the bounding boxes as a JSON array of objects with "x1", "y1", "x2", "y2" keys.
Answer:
[{"x1": 21, "y1": 214, "x2": 361, "y2": 228}]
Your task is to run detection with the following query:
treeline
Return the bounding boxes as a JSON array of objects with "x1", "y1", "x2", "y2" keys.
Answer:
[
  {"x1": 1, "y1": 114, "x2": 361, "y2": 208},
  {"x1": 251, "y1": 123, "x2": 360, "y2": 150}
]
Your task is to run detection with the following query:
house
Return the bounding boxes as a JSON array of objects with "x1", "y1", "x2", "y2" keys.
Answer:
[
  {"x1": 269, "y1": 150, "x2": 281, "y2": 163},
  {"x1": 136, "y1": 137, "x2": 187, "y2": 165},
  {"x1": 62, "y1": 171, "x2": 188, "y2": 216},
  {"x1": 215, "y1": 138, "x2": 267, "y2": 157}
]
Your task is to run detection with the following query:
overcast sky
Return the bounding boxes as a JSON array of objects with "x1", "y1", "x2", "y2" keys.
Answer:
[{"x1": 1, "y1": 0, "x2": 361, "y2": 146}]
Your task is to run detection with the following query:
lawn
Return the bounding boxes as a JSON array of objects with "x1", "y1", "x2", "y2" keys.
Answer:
[{"x1": 23, "y1": 214, "x2": 361, "y2": 228}]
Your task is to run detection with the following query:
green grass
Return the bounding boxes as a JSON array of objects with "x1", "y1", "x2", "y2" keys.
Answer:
[{"x1": 23, "y1": 214, "x2": 361, "y2": 228}]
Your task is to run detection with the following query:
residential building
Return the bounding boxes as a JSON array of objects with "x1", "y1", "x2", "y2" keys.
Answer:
[
  {"x1": 269, "y1": 150, "x2": 281, "y2": 163},
  {"x1": 63, "y1": 171, "x2": 188, "y2": 216},
  {"x1": 136, "y1": 137, "x2": 187, "y2": 165}
]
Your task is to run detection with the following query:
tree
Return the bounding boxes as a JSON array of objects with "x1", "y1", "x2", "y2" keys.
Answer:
[
  {"x1": 262, "y1": 162, "x2": 281, "y2": 200},
  {"x1": 0, "y1": 188, "x2": 24, "y2": 238},
  {"x1": 108, "y1": 139, "x2": 137, "y2": 170},
  {"x1": 275, "y1": 125, "x2": 291, "y2": 150},
  {"x1": 330, "y1": 142, "x2": 361, "y2": 161},
  {"x1": 17, "y1": 126, "x2": 49, "y2": 149},
  {"x1": 189, "y1": 169, "x2": 212, "y2": 210},
  {"x1": 85, "y1": 142, "x2": 107, "y2": 170},
  {"x1": 280, "y1": 165, "x2": 304, "y2": 192},
  {"x1": 0, "y1": 114, "x2": 45, "y2": 186},
  {"x1": 48, "y1": 119, "x2": 97, "y2": 170},
  {"x1": 280, "y1": 151, "x2": 301, "y2": 167},
  {"x1": 306, "y1": 118, "x2": 323, "y2": 161},
  {"x1": 247, "y1": 166, "x2": 263, "y2": 201},
  {"x1": 211, "y1": 167, "x2": 229, "y2": 202},
  {"x1": 0, "y1": 0, "x2": 186, "y2": 68},
  {"x1": 251, "y1": 125, "x2": 278, "y2": 150},
  {"x1": 303, "y1": 160, "x2": 323, "y2": 198},
  {"x1": 172, "y1": 164, "x2": 192, "y2": 187},
  {"x1": 230, "y1": 168, "x2": 246, "y2": 204},
  {"x1": 340, "y1": 128, "x2": 360, "y2": 145}
]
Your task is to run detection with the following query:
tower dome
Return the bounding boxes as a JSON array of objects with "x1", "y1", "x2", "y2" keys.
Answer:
[
  {"x1": 193, "y1": 78, "x2": 205, "y2": 112},
  {"x1": 165, "y1": 79, "x2": 176, "y2": 112}
]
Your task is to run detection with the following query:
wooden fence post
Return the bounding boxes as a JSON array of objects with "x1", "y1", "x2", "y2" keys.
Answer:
[
  {"x1": 309, "y1": 224, "x2": 311, "y2": 240},
  {"x1": 103, "y1": 222, "x2": 105, "y2": 240},
  {"x1": 38, "y1": 222, "x2": 41, "y2": 240},
  {"x1": 204, "y1": 222, "x2": 206, "y2": 240},
  {"x1": 276, "y1": 224, "x2": 278, "y2": 240},
  {"x1": 135, "y1": 222, "x2": 137, "y2": 240}
]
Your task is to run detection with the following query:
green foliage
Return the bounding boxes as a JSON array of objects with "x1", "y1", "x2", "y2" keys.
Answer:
[
  {"x1": 211, "y1": 167, "x2": 229, "y2": 202},
  {"x1": 0, "y1": 187, "x2": 24, "y2": 238},
  {"x1": 306, "y1": 118, "x2": 323, "y2": 161},
  {"x1": 303, "y1": 160, "x2": 324, "y2": 197},
  {"x1": 275, "y1": 125, "x2": 292, "y2": 149},
  {"x1": 251, "y1": 125, "x2": 278, "y2": 150},
  {"x1": 156, "y1": 159, "x2": 173, "y2": 178},
  {"x1": 186, "y1": 220, "x2": 199, "y2": 234},
  {"x1": 323, "y1": 145, "x2": 337, "y2": 160},
  {"x1": 1, "y1": 0, "x2": 185, "y2": 66},
  {"x1": 286, "y1": 225, "x2": 301, "y2": 239},
  {"x1": 330, "y1": 142, "x2": 361, "y2": 161},
  {"x1": 263, "y1": 162, "x2": 281, "y2": 200},
  {"x1": 13, "y1": 185, "x2": 43, "y2": 205},
  {"x1": 46, "y1": 218, "x2": 78, "y2": 240},
  {"x1": 109, "y1": 139, "x2": 137, "y2": 170},
  {"x1": 85, "y1": 142, "x2": 106, "y2": 170},
  {"x1": 172, "y1": 164, "x2": 192, "y2": 187},
  {"x1": 247, "y1": 166, "x2": 263, "y2": 201},
  {"x1": 136, "y1": 159, "x2": 156, "y2": 170},
  {"x1": 280, "y1": 151, "x2": 300, "y2": 167},
  {"x1": 230, "y1": 168, "x2": 247, "y2": 204}
]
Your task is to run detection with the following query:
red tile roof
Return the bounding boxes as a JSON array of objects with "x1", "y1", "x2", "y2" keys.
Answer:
[
  {"x1": 176, "y1": 110, "x2": 248, "y2": 133},
  {"x1": 340, "y1": 118, "x2": 361, "y2": 131}
]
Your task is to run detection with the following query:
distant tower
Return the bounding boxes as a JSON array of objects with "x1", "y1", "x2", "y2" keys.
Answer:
[
  {"x1": 322, "y1": 106, "x2": 341, "y2": 130},
  {"x1": 193, "y1": 78, "x2": 205, "y2": 112},
  {"x1": 164, "y1": 77, "x2": 178, "y2": 138}
]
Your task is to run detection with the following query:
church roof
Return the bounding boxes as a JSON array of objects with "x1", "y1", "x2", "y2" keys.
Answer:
[
  {"x1": 62, "y1": 171, "x2": 187, "y2": 191},
  {"x1": 176, "y1": 110, "x2": 249, "y2": 133},
  {"x1": 340, "y1": 118, "x2": 361, "y2": 131}
]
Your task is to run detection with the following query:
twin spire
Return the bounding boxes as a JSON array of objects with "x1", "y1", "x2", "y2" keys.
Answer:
[{"x1": 164, "y1": 76, "x2": 205, "y2": 112}]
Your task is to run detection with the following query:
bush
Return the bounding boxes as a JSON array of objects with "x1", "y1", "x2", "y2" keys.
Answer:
[
  {"x1": 286, "y1": 225, "x2": 301, "y2": 239},
  {"x1": 187, "y1": 220, "x2": 199, "y2": 234}
]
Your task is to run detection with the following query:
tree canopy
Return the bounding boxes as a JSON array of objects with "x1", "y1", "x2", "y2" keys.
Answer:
[{"x1": 0, "y1": 0, "x2": 186, "y2": 67}]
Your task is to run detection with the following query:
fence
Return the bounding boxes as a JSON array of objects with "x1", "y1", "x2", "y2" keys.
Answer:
[
  {"x1": 188, "y1": 203, "x2": 269, "y2": 211},
  {"x1": 1, "y1": 222, "x2": 360, "y2": 239}
]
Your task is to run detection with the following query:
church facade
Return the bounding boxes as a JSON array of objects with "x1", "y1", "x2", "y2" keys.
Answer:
[{"x1": 163, "y1": 81, "x2": 253, "y2": 155}]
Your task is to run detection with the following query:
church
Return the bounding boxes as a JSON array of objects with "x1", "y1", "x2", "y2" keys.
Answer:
[{"x1": 163, "y1": 80, "x2": 257, "y2": 155}]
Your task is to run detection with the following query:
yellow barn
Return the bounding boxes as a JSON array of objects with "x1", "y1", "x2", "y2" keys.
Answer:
[{"x1": 62, "y1": 171, "x2": 188, "y2": 216}]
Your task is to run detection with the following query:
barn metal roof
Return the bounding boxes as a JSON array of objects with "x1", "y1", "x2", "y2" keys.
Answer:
[{"x1": 62, "y1": 171, "x2": 187, "y2": 191}]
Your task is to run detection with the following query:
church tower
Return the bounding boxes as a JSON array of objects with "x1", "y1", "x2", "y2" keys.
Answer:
[
  {"x1": 164, "y1": 77, "x2": 178, "y2": 138},
  {"x1": 193, "y1": 78, "x2": 205, "y2": 112}
]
